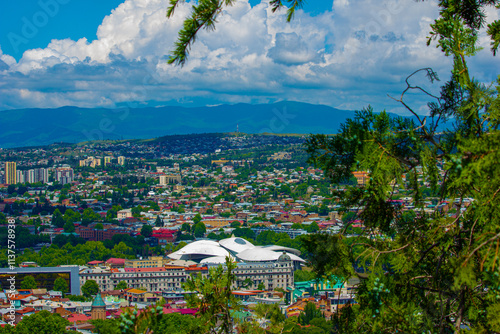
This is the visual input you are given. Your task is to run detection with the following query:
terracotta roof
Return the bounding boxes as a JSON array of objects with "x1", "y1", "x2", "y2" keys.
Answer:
[
  {"x1": 67, "y1": 313, "x2": 90, "y2": 323},
  {"x1": 106, "y1": 258, "x2": 126, "y2": 264}
]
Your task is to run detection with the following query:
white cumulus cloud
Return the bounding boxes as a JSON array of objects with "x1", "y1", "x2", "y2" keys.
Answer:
[{"x1": 0, "y1": 0, "x2": 496, "y2": 114}]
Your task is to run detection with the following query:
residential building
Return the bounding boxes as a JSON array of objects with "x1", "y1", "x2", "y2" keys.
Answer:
[
  {"x1": 159, "y1": 174, "x2": 181, "y2": 185},
  {"x1": 55, "y1": 166, "x2": 74, "y2": 185},
  {"x1": 5, "y1": 162, "x2": 16, "y2": 185},
  {"x1": 117, "y1": 209, "x2": 133, "y2": 219},
  {"x1": 124, "y1": 256, "x2": 165, "y2": 269},
  {"x1": 117, "y1": 156, "x2": 126, "y2": 166}
]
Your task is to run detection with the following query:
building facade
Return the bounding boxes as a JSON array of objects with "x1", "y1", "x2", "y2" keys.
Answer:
[
  {"x1": 79, "y1": 259, "x2": 295, "y2": 293},
  {"x1": 5, "y1": 162, "x2": 16, "y2": 185}
]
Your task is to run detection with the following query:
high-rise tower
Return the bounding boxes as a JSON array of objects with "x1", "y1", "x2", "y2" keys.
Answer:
[{"x1": 5, "y1": 162, "x2": 16, "y2": 185}]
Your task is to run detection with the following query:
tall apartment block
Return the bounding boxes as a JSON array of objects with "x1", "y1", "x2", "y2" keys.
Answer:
[
  {"x1": 55, "y1": 166, "x2": 74, "y2": 185},
  {"x1": 117, "y1": 156, "x2": 125, "y2": 166},
  {"x1": 5, "y1": 162, "x2": 16, "y2": 185},
  {"x1": 12, "y1": 168, "x2": 49, "y2": 184}
]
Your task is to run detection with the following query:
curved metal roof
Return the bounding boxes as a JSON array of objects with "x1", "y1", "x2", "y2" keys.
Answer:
[
  {"x1": 200, "y1": 255, "x2": 235, "y2": 264},
  {"x1": 219, "y1": 237, "x2": 255, "y2": 253},
  {"x1": 260, "y1": 245, "x2": 301, "y2": 256},
  {"x1": 168, "y1": 240, "x2": 230, "y2": 260}
]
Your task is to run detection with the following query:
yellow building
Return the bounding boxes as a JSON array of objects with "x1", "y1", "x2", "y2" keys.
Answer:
[
  {"x1": 211, "y1": 159, "x2": 229, "y2": 166},
  {"x1": 104, "y1": 156, "x2": 112, "y2": 165},
  {"x1": 5, "y1": 162, "x2": 16, "y2": 185},
  {"x1": 117, "y1": 156, "x2": 125, "y2": 166},
  {"x1": 202, "y1": 218, "x2": 234, "y2": 228},
  {"x1": 124, "y1": 256, "x2": 165, "y2": 268}
]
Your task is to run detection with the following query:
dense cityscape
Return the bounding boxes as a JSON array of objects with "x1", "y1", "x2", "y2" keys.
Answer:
[
  {"x1": 0, "y1": 132, "x2": 458, "y2": 333},
  {"x1": 0, "y1": 0, "x2": 498, "y2": 332}
]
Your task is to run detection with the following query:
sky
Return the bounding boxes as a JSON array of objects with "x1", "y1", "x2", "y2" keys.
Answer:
[{"x1": 0, "y1": 0, "x2": 497, "y2": 114}]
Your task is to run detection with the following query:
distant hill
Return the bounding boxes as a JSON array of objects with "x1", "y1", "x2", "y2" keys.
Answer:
[{"x1": 0, "y1": 101, "x2": 356, "y2": 148}]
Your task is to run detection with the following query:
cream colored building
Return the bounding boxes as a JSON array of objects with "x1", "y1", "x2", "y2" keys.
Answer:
[
  {"x1": 117, "y1": 156, "x2": 126, "y2": 166},
  {"x1": 5, "y1": 162, "x2": 16, "y2": 185},
  {"x1": 124, "y1": 256, "x2": 165, "y2": 268},
  {"x1": 79, "y1": 156, "x2": 102, "y2": 168},
  {"x1": 117, "y1": 209, "x2": 132, "y2": 219},
  {"x1": 159, "y1": 174, "x2": 182, "y2": 185}
]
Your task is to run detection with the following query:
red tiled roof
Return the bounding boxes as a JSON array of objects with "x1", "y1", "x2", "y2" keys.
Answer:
[
  {"x1": 16, "y1": 307, "x2": 35, "y2": 314},
  {"x1": 67, "y1": 313, "x2": 90, "y2": 322},
  {"x1": 106, "y1": 258, "x2": 126, "y2": 264}
]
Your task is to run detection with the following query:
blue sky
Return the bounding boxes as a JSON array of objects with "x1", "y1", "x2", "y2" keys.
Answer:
[{"x1": 0, "y1": 0, "x2": 496, "y2": 114}]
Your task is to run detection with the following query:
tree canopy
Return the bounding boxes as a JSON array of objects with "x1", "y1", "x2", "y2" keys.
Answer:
[
  {"x1": 81, "y1": 280, "x2": 99, "y2": 298},
  {"x1": 300, "y1": 2, "x2": 500, "y2": 332}
]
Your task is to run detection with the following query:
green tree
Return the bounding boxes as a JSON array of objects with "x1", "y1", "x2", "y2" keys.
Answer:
[
  {"x1": 12, "y1": 310, "x2": 72, "y2": 334},
  {"x1": 53, "y1": 277, "x2": 69, "y2": 294},
  {"x1": 155, "y1": 215, "x2": 163, "y2": 227},
  {"x1": 95, "y1": 223, "x2": 104, "y2": 230},
  {"x1": 82, "y1": 208, "x2": 100, "y2": 226},
  {"x1": 193, "y1": 222, "x2": 206, "y2": 238},
  {"x1": 63, "y1": 221, "x2": 75, "y2": 233},
  {"x1": 51, "y1": 209, "x2": 65, "y2": 228},
  {"x1": 184, "y1": 258, "x2": 240, "y2": 334},
  {"x1": 301, "y1": 2, "x2": 500, "y2": 332},
  {"x1": 20, "y1": 275, "x2": 37, "y2": 289},
  {"x1": 81, "y1": 279, "x2": 99, "y2": 298},
  {"x1": 141, "y1": 224, "x2": 153, "y2": 238},
  {"x1": 181, "y1": 222, "x2": 191, "y2": 233},
  {"x1": 115, "y1": 281, "x2": 128, "y2": 290},
  {"x1": 89, "y1": 319, "x2": 121, "y2": 334},
  {"x1": 294, "y1": 269, "x2": 315, "y2": 282},
  {"x1": 192, "y1": 213, "x2": 202, "y2": 224},
  {"x1": 298, "y1": 302, "x2": 324, "y2": 326},
  {"x1": 63, "y1": 209, "x2": 80, "y2": 224}
]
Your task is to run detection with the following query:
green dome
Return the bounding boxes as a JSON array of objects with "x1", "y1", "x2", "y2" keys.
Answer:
[{"x1": 92, "y1": 293, "x2": 106, "y2": 308}]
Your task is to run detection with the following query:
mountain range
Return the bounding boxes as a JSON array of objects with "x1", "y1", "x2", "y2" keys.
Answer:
[{"x1": 0, "y1": 101, "x2": 357, "y2": 148}]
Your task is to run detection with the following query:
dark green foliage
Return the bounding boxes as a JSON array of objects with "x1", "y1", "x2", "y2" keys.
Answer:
[
  {"x1": 294, "y1": 269, "x2": 316, "y2": 282},
  {"x1": 81, "y1": 279, "x2": 99, "y2": 298},
  {"x1": 141, "y1": 224, "x2": 153, "y2": 238},
  {"x1": 298, "y1": 302, "x2": 325, "y2": 326},
  {"x1": 301, "y1": 2, "x2": 500, "y2": 330},
  {"x1": 155, "y1": 215, "x2": 163, "y2": 227},
  {"x1": 232, "y1": 227, "x2": 255, "y2": 240},
  {"x1": 166, "y1": 0, "x2": 305, "y2": 65},
  {"x1": 53, "y1": 277, "x2": 69, "y2": 294},
  {"x1": 10, "y1": 311, "x2": 72, "y2": 334},
  {"x1": 51, "y1": 209, "x2": 65, "y2": 228},
  {"x1": 115, "y1": 281, "x2": 128, "y2": 290},
  {"x1": 89, "y1": 319, "x2": 121, "y2": 334},
  {"x1": 63, "y1": 221, "x2": 75, "y2": 233},
  {"x1": 183, "y1": 258, "x2": 240, "y2": 334},
  {"x1": 193, "y1": 222, "x2": 206, "y2": 238},
  {"x1": 52, "y1": 234, "x2": 86, "y2": 247},
  {"x1": 20, "y1": 275, "x2": 37, "y2": 289}
]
